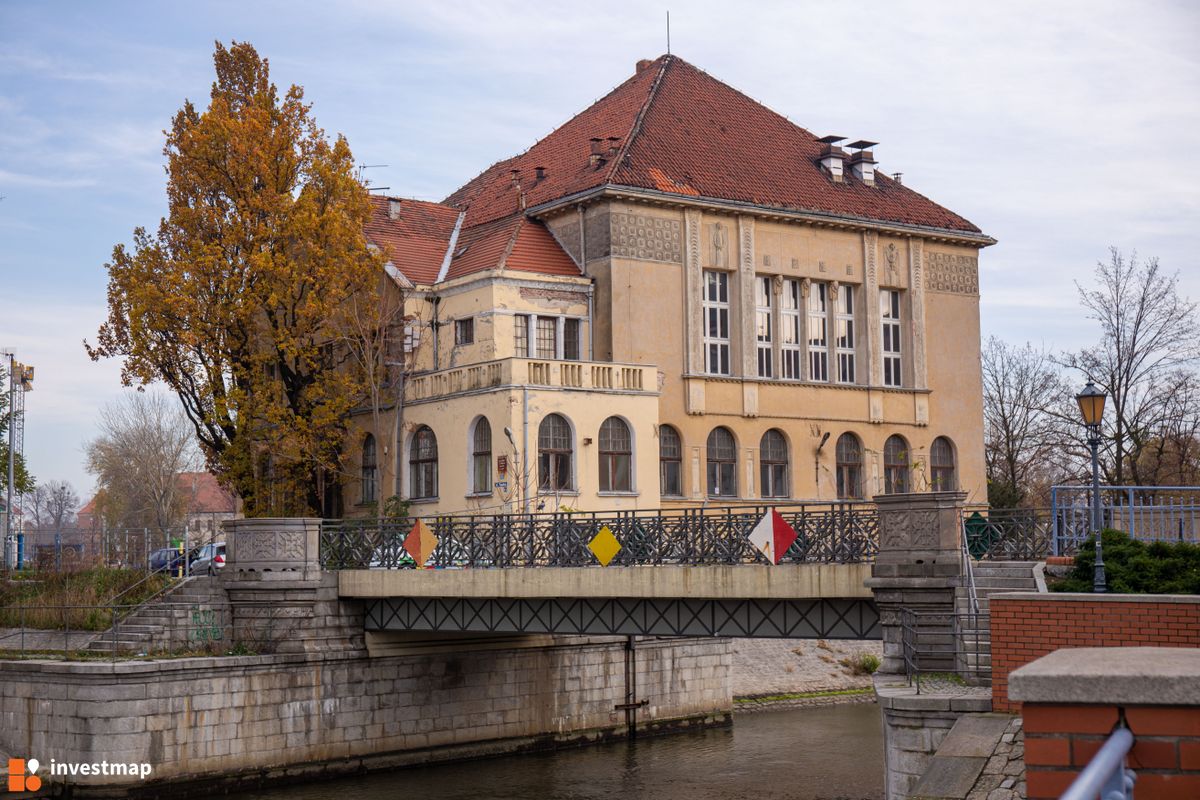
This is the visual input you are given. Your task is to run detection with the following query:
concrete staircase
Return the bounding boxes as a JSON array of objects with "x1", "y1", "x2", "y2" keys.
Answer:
[
  {"x1": 86, "y1": 576, "x2": 229, "y2": 655},
  {"x1": 955, "y1": 561, "x2": 1042, "y2": 682}
]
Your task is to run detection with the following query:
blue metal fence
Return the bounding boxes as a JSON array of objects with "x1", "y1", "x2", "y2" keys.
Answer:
[{"x1": 1051, "y1": 485, "x2": 1200, "y2": 555}]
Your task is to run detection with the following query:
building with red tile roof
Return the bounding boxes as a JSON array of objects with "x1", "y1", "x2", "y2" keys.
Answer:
[{"x1": 346, "y1": 55, "x2": 993, "y2": 517}]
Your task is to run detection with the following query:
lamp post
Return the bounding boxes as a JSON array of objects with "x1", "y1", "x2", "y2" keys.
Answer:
[{"x1": 1075, "y1": 381, "x2": 1107, "y2": 593}]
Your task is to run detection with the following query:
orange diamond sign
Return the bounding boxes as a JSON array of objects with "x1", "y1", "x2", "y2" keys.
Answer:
[
  {"x1": 403, "y1": 519, "x2": 439, "y2": 567},
  {"x1": 588, "y1": 525, "x2": 622, "y2": 567}
]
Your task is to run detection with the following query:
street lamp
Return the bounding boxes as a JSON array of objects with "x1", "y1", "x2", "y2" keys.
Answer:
[{"x1": 1075, "y1": 381, "x2": 1107, "y2": 593}]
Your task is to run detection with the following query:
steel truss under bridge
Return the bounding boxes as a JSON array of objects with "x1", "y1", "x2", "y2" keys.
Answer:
[{"x1": 365, "y1": 596, "x2": 880, "y2": 639}]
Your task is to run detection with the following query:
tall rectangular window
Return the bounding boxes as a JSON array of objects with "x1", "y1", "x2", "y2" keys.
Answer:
[
  {"x1": 514, "y1": 314, "x2": 529, "y2": 357},
  {"x1": 781, "y1": 279, "x2": 802, "y2": 380},
  {"x1": 563, "y1": 318, "x2": 581, "y2": 360},
  {"x1": 808, "y1": 281, "x2": 828, "y2": 382},
  {"x1": 536, "y1": 317, "x2": 557, "y2": 359},
  {"x1": 454, "y1": 317, "x2": 474, "y2": 345},
  {"x1": 702, "y1": 270, "x2": 730, "y2": 375},
  {"x1": 755, "y1": 276, "x2": 773, "y2": 378},
  {"x1": 836, "y1": 287, "x2": 855, "y2": 383},
  {"x1": 881, "y1": 290, "x2": 902, "y2": 387}
]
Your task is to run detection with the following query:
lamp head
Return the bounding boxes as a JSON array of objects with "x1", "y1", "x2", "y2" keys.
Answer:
[
  {"x1": 503, "y1": 426, "x2": 516, "y2": 446},
  {"x1": 1075, "y1": 381, "x2": 1106, "y2": 427}
]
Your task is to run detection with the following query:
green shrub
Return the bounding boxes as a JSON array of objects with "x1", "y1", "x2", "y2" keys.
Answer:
[
  {"x1": 1054, "y1": 530, "x2": 1200, "y2": 594},
  {"x1": 839, "y1": 652, "x2": 881, "y2": 675}
]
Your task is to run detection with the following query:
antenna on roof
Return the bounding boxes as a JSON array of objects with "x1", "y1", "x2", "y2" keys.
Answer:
[
  {"x1": 356, "y1": 163, "x2": 388, "y2": 186},
  {"x1": 666, "y1": 10, "x2": 671, "y2": 55}
]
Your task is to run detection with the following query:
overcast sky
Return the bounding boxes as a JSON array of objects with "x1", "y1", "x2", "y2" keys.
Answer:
[{"x1": 1, "y1": 0, "x2": 1198, "y2": 502}]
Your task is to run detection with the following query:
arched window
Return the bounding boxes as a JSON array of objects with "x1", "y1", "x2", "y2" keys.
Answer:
[
  {"x1": 409, "y1": 426, "x2": 438, "y2": 499},
  {"x1": 599, "y1": 417, "x2": 633, "y2": 492},
  {"x1": 884, "y1": 435, "x2": 910, "y2": 494},
  {"x1": 836, "y1": 433, "x2": 863, "y2": 500},
  {"x1": 706, "y1": 427, "x2": 737, "y2": 498},
  {"x1": 538, "y1": 414, "x2": 573, "y2": 491},
  {"x1": 361, "y1": 434, "x2": 377, "y2": 504},
  {"x1": 931, "y1": 437, "x2": 956, "y2": 491},
  {"x1": 472, "y1": 418, "x2": 492, "y2": 494},
  {"x1": 759, "y1": 429, "x2": 789, "y2": 498},
  {"x1": 660, "y1": 425, "x2": 683, "y2": 497}
]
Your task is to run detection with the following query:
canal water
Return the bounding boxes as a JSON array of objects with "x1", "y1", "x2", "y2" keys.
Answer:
[{"x1": 235, "y1": 703, "x2": 884, "y2": 800}]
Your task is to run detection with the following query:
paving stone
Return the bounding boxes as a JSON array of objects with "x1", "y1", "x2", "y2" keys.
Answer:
[
  {"x1": 910, "y1": 756, "x2": 987, "y2": 799},
  {"x1": 937, "y1": 714, "x2": 1015, "y2": 758}
]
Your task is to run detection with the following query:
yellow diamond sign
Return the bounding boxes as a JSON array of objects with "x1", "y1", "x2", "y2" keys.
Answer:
[{"x1": 588, "y1": 525, "x2": 622, "y2": 567}]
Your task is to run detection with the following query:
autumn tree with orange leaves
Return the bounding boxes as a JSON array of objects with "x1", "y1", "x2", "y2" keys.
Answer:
[{"x1": 88, "y1": 42, "x2": 388, "y2": 516}]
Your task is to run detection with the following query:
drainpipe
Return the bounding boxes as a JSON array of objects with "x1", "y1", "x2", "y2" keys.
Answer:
[
  {"x1": 522, "y1": 387, "x2": 530, "y2": 515},
  {"x1": 430, "y1": 295, "x2": 441, "y2": 372},
  {"x1": 588, "y1": 283, "x2": 595, "y2": 362}
]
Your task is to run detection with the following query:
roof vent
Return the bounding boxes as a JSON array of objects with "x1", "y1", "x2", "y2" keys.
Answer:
[
  {"x1": 817, "y1": 135, "x2": 846, "y2": 182},
  {"x1": 847, "y1": 140, "x2": 879, "y2": 186},
  {"x1": 606, "y1": 136, "x2": 621, "y2": 156},
  {"x1": 388, "y1": 199, "x2": 402, "y2": 219},
  {"x1": 535, "y1": 166, "x2": 546, "y2": 181},
  {"x1": 636, "y1": 58, "x2": 653, "y2": 74}
]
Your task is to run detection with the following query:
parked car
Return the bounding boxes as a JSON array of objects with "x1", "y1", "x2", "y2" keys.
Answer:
[
  {"x1": 191, "y1": 542, "x2": 227, "y2": 576},
  {"x1": 148, "y1": 547, "x2": 187, "y2": 574}
]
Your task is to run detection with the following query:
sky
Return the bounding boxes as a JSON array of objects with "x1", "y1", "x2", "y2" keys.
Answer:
[{"x1": 1, "y1": 0, "x2": 1198, "y2": 502}]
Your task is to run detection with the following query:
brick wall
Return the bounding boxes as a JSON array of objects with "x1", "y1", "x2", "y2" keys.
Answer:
[
  {"x1": 991, "y1": 593, "x2": 1200, "y2": 712},
  {"x1": 1024, "y1": 703, "x2": 1200, "y2": 799}
]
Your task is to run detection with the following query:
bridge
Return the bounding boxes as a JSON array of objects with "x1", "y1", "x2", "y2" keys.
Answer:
[{"x1": 315, "y1": 503, "x2": 882, "y2": 639}]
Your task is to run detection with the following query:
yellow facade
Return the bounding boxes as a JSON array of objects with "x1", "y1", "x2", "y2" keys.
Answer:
[{"x1": 343, "y1": 192, "x2": 989, "y2": 517}]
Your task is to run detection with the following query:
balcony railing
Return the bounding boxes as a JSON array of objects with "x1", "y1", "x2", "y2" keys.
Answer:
[
  {"x1": 404, "y1": 358, "x2": 655, "y2": 402},
  {"x1": 320, "y1": 502, "x2": 878, "y2": 570}
]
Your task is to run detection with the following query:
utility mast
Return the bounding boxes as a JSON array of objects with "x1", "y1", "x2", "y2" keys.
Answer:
[{"x1": 3, "y1": 352, "x2": 34, "y2": 570}]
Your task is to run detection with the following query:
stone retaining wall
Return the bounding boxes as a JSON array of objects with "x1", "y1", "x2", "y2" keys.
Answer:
[{"x1": 0, "y1": 635, "x2": 731, "y2": 796}]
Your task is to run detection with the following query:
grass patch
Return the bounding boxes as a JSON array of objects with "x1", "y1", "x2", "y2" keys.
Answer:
[
  {"x1": 917, "y1": 671, "x2": 967, "y2": 686},
  {"x1": 839, "y1": 652, "x2": 881, "y2": 675},
  {"x1": 0, "y1": 568, "x2": 173, "y2": 630},
  {"x1": 734, "y1": 688, "x2": 873, "y2": 704}
]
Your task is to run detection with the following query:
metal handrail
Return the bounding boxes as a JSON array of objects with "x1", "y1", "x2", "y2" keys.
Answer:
[
  {"x1": 899, "y1": 607, "x2": 991, "y2": 693},
  {"x1": 1061, "y1": 726, "x2": 1135, "y2": 800}
]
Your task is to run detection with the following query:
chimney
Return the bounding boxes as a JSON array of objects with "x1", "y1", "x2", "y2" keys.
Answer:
[
  {"x1": 388, "y1": 198, "x2": 402, "y2": 220},
  {"x1": 606, "y1": 136, "x2": 621, "y2": 156},
  {"x1": 892, "y1": 172, "x2": 903, "y2": 185},
  {"x1": 510, "y1": 169, "x2": 522, "y2": 189},
  {"x1": 589, "y1": 137, "x2": 606, "y2": 168},
  {"x1": 534, "y1": 166, "x2": 546, "y2": 181},
  {"x1": 847, "y1": 140, "x2": 879, "y2": 186},
  {"x1": 817, "y1": 135, "x2": 846, "y2": 182},
  {"x1": 636, "y1": 58, "x2": 653, "y2": 74}
]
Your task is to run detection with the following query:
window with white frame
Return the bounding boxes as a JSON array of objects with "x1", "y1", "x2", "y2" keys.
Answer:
[
  {"x1": 781, "y1": 279, "x2": 802, "y2": 380},
  {"x1": 835, "y1": 286, "x2": 855, "y2": 383},
  {"x1": 703, "y1": 271, "x2": 731, "y2": 375},
  {"x1": 881, "y1": 290, "x2": 902, "y2": 387},
  {"x1": 808, "y1": 281, "x2": 829, "y2": 382},
  {"x1": 514, "y1": 314, "x2": 529, "y2": 357},
  {"x1": 535, "y1": 317, "x2": 557, "y2": 359},
  {"x1": 755, "y1": 276, "x2": 773, "y2": 378}
]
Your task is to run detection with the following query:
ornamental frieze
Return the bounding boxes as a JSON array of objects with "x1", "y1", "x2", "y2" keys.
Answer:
[
  {"x1": 926, "y1": 252, "x2": 979, "y2": 295},
  {"x1": 611, "y1": 212, "x2": 683, "y2": 263}
]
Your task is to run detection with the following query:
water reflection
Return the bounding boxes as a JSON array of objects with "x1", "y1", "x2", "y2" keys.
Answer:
[{"x1": 235, "y1": 703, "x2": 883, "y2": 800}]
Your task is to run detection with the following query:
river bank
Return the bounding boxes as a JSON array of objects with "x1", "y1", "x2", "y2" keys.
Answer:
[{"x1": 730, "y1": 638, "x2": 882, "y2": 711}]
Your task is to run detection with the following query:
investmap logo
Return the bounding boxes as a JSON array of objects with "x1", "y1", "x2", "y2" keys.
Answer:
[{"x1": 5, "y1": 758, "x2": 41, "y2": 793}]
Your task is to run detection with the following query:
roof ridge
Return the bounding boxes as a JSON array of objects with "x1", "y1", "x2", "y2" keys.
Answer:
[
  {"x1": 496, "y1": 216, "x2": 524, "y2": 271},
  {"x1": 603, "y1": 55, "x2": 673, "y2": 184}
]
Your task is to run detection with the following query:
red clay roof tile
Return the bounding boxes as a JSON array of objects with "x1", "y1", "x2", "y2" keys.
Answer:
[{"x1": 364, "y1": 196, "x2": 460, "y2": 285}]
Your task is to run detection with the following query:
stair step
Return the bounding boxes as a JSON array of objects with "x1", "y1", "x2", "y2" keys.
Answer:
[{"x1": 973, "y1": 577, "x2": 1038, "y2": 589}]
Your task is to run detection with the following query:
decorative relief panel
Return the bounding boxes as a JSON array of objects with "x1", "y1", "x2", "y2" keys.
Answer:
[
  {"x1": 611, "y1": 212, "x2": 683, "y2": 263},
  {"x1": 926, "y1": 252, "x2": 980, "y2": 295},
  {"x1": 879, "y1": 509, "x2": 940, "y2": 550}
]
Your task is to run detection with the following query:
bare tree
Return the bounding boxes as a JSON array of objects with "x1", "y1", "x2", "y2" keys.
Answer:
[
  {"x1": 1059, "y1": 249, "x2": 1200, "y2": 485},
  {"x1": 982, "y1": 337, "x2": 1072, "y2": 507},
  {"x1": 27, "y1": 480, "x2": 80, "y2": 530},
  {"x1": 86, "y1": 392, "x2": 202, "y2": 533}
]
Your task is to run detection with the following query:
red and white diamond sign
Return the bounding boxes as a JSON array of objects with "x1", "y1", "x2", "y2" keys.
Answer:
[{"x1": 747, "y1": 509, "x2": 797, "y2": 565}]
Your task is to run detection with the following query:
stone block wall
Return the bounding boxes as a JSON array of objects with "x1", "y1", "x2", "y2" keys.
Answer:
[
  {"x1": 0, "y1": 635, "x2": 731, "y2": 795},
  {"x1": 991, "y1": 593, "x2": 1200, "y2": 711}
]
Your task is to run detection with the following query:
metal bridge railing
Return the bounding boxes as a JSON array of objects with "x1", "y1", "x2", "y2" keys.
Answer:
[
  {"x1": 1052, "y1": 484, "x2": 1200, "y2": 555},
  {"x1": 899, "y1": 608, "x2": 991, "y2": 693},
  {"x1": 963, "y1": 508, "x2": 1054, "y2": 562},
  {"x1": 1061, "y1": 726, "x2": 1135, "y2": 800},
  {"x1": 320, "y1": 502, "x2": 878, "y2": 569}
]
